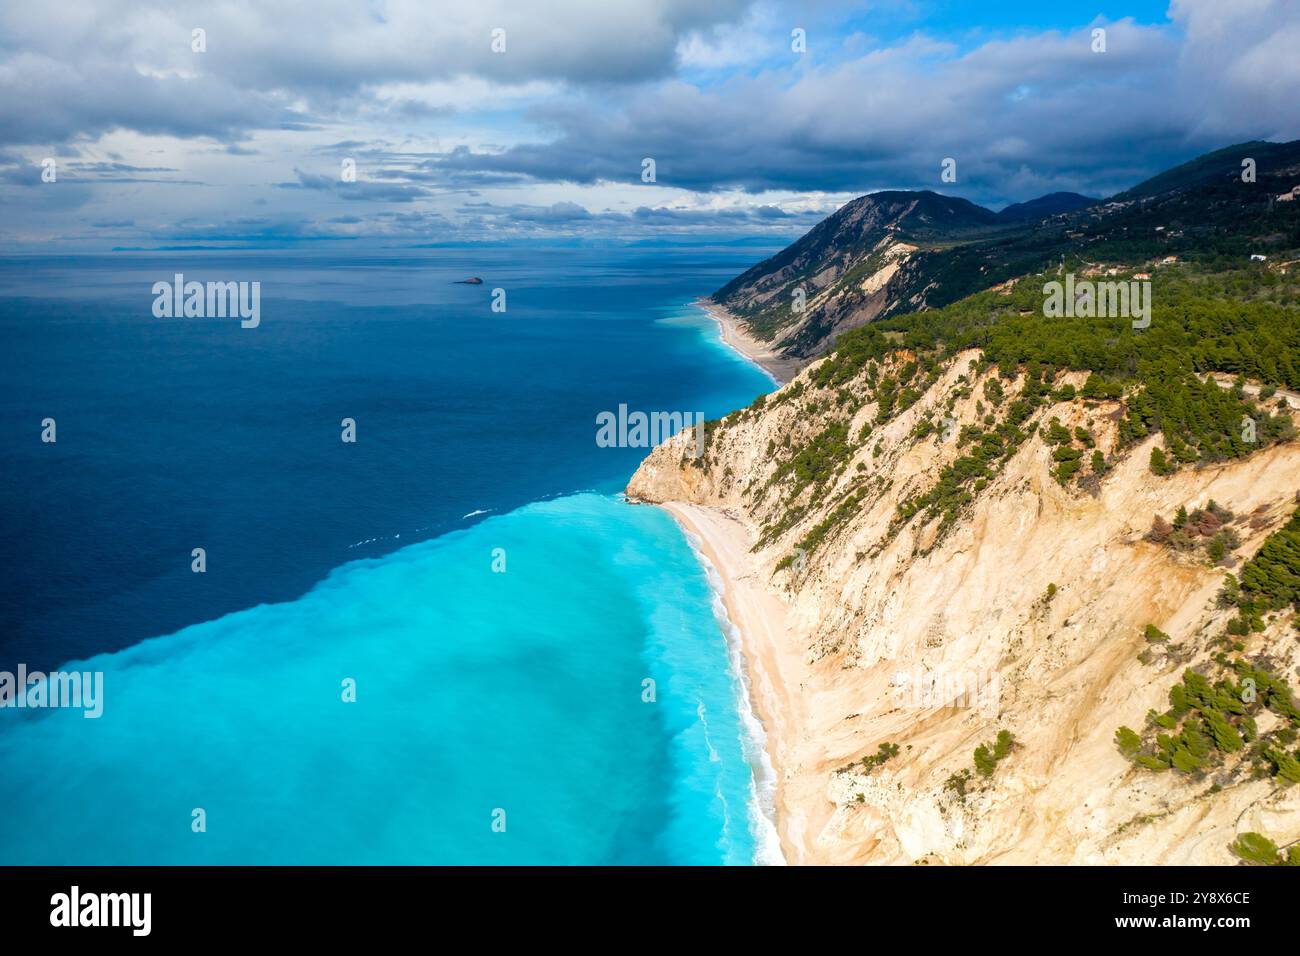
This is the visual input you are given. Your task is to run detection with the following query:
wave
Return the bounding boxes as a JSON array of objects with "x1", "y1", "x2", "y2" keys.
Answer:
[
  {"x1": 0, "y1": 492, "x2": 764, "y2": 865},
  {"x1": 678, "y1": 529, "x2": 786, "y2": 866}
]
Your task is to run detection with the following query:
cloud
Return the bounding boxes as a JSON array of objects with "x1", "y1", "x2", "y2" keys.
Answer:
[
  {"x1": 2, "y1": 0, "x2": 1298, "y2": 248},
  {"x1": 0, "y1": 0, "x2": 756, "y2": 147},
  {"x1": 456, "y1": 199, "x2": 822, "y2": 235},
  {"x1": 280, "y1": 169, "x2": 335, "y2": 191},
  {"x1": 0, "y1": 52, "x2": 298, "y2": 145},
  {"x1": 70, "y1": 162, "x2": 178, "y2": 174},
  {"x1": 1170, "y1": 0, "x2": 1300, "y2": 141},
  {"x1": 278, "y1": 167, "x2": 428, "y2": 202},
  {"x1": 498, "y1": 200, "x2": 596, "y2": 223},
  {"x1": 423, "y1": 4, "x2": 1300, "y2": 204},
  {"x1": 337, "y1": 182, "x2": 427, "y2": 202}
]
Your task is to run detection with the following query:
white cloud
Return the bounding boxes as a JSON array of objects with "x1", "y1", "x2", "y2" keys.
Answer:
[{"x1": 2, "y1": 0, "x2": 1298, "y2": 247}]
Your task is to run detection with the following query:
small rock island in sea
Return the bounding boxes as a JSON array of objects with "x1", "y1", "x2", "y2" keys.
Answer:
[{"x1": 455, "y1": 277, "x2": 484, "y2": 284}]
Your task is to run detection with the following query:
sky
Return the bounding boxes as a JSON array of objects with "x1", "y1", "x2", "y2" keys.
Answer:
[{"x1": 1, "y1": 0, "x2": 1297, "y2": 250}]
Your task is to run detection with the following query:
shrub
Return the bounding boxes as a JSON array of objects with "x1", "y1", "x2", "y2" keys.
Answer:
[
  {"x1": 1144, "y1": 624, "x2": 1170, "y2": 644},
  {"x1": 1118, "y1": 660, "x2": 1300, "y2": 784},
  {"x1": 1046, "y1": 418, "x2": 1072, "y2": 445},
  {"x1": 862, "y1": 742, "x2": 900, "y2": 771},
  {"x1": 1115, "y1": 726, "x2": 1142, "y2": 756},
  {"x1": 1147, "y1": 514, "x2": 1172, "y2": 543},
  {"x1": 944, "y1": 770, "x2": 971, "y2": 799},
  {"x1": 973, "y1": 729, "x2": 1016, "y2": 777},
  {"x1": 1229, "y1": 832, "x2": 1286, "y2": 866}
]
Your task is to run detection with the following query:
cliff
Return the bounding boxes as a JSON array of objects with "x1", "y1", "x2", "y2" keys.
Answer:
[{"x1": 629, "y1": 346, "x2": 1300, "y2": 865}]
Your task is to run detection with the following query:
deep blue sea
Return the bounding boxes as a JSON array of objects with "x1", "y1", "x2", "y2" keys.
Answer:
[{"x1": 0, "y1": 247, "x2": 783, "y2": 864}]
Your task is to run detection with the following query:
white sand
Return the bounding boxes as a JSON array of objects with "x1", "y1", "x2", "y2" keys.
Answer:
[
  {"x1": 696, "y1": 299, "x2": 803, "y2": 385},
  {"x1": 659, "y1": 501, "x2": 810, "y2": 863}
]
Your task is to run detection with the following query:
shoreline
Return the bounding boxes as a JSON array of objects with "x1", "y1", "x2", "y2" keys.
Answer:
[
  {"x1": 659, "y1": 501, "x2": 804, "y2": 865},
  {"x1": 694, "y1": 298, "x2": 802, "y2": 386}
]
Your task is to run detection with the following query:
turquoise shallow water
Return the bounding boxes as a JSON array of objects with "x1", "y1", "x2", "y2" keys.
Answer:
[{"x1": 0, "y1": 485, "x2": 776, "y2": 865}]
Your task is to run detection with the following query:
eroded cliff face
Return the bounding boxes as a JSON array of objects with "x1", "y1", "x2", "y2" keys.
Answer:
[
  {"x1": 710, "y1": 191, "x2": 1004, "y2": 359},
  {"x1": 629, "y1": 350, "x2": 1300, "y2": 865}
]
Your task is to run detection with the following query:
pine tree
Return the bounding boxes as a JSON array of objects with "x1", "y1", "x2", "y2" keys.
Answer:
[{"x1": 1149, "y1": 446, "x2": 1172, "y2": 475}]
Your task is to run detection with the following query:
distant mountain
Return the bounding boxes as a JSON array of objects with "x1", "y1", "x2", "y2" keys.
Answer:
[
  {"x1": 995, "y1": 192, "x2": 1097, "y2": 222},
  {"x1": 712, "y1": 190, "x2": 1012, "y2": 356},
  {"x1": 1113, "y1": 140, "x2": 1298, "y2": 201},
  {"x1": 712, "y1": 140, "x2": 1300, "y2": 362}
]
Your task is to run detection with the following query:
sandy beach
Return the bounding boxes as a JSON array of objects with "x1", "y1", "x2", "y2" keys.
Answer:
[
  {"x1": 696, "y1": 298, "x2": 803, "y2": 385},
  {"x1": 659, "y1": 501, "x2": 809, "y2": 864}
]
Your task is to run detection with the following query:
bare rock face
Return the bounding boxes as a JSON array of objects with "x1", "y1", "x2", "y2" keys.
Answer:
[
  {"x1": 628, "y1": 350, "x2": 1300, "y2": 865},
  {"x1": 710, "y1": 191, "x2": 1003, "y2": 360}
]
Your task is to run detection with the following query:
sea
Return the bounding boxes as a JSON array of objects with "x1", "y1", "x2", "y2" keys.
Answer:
[{"x1": 0, "y1": 245, "x2": 785, "y2": 865}]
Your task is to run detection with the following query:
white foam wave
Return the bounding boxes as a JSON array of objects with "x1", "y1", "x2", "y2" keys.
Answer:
[{"x1": 679, "y1": 528, "x2": 786, "y2": 867}]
